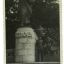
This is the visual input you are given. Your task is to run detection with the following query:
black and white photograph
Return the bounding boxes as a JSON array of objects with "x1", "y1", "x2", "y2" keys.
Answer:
[{"x1": 5, "y1": 0, "x2": 60, "y2": 64}]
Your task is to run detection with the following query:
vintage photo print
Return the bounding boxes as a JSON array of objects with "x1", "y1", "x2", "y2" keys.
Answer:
[{"x1": 5, "y1": 0, "x2": 60, "y2": 64}]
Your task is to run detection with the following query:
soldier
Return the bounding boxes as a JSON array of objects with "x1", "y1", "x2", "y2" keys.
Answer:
[{"x1": 36, "y1": 25, "x2": 47, "y2": 62}]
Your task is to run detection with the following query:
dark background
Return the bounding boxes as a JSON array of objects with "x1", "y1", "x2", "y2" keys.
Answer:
[{"x1": 6, "y1": 0, "x2": 60, "y2": 62}]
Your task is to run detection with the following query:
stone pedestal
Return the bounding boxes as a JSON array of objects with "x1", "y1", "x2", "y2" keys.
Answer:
[{"x1": 15, "y1": 27, "x2": 38, "y2": 63}]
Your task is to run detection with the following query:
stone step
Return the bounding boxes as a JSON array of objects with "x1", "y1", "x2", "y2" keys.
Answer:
[{"x1": 7, "y1": 62, "x2": 60, "y2": 64}]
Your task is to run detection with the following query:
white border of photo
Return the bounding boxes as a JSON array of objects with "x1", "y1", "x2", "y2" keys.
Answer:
[{"x1": 0, "y1": 0, "x2": 64, "y2": 64}]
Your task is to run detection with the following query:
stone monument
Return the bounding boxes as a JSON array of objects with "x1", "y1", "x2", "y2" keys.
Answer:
[{"x1": 15, "y1": 27, "x2": 38, "y2": 63}]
